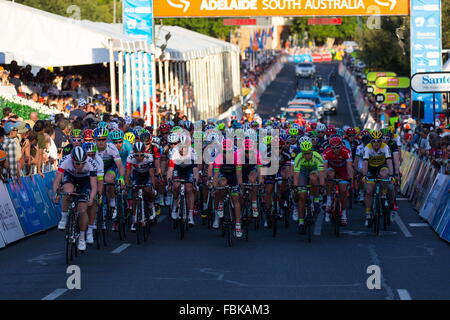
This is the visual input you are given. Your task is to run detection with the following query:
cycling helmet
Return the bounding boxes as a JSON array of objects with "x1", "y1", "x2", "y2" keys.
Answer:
[
  {"x1": 159, "y1": 123, "x2": 170, "y2": 134},
  {"x1": 360, "y1": 129, "x2": 370, "y2": 136},
  {"x1": 280, "y1": 130, "x2": 290, "y2": 141},
  {"x1": 152, "y1": 136, "x2": 161, "y2": 145},
  {"x1": 262, "y1": 135, "x2": 272, "y2": 145},
  {"x1": 98, "y1": 121, "x2": 108, "y2": 129},
  {"x1": 167, "y1": 121, "x2": 175, "y2": 128},
  {"x1": 328, "y1": 124, "x2": 336, "y2": 130},
  {"x1": 82, "y1": 142, "x2": 97, "y2": 154},
  {"x1": 388, "y1": 125, "x2": 396, "y2": 134},
  {"x1": 325, "y1": 127, "x2": 336, "y2": 136},
  {"x1": 336, "y1": 128, "x2": 345, "y2": 137},
  {"x1": 316, "y1": 123, "x2": 327, "y2": 132},
  {"x1": 370, "y1": 130, "x2": 383, "y2": 140},
  {"x1": 222, "y1": 138, "x2": 233, "y2": 151},
  {"x1": 309, "y1": 130, "x2": 318, "y2": 137},
  {"x1": 140, "y1": 131, "x2": 151, "y2": 143},
  {"x1": 168, "y1": 133, "x2": 180, "y2": 144},
  {"x1": 310, "y1": 122, "x2": 318, "y2": 130},
  {"x1": 362, "y1": 134, "x2": 371, "y2": 145},
  {"x1": 251, "y1": 120, "x2": 259, "y2": 127},
  {"x1": 298, "y1": 136, "x2": 312, "y2": 144},
  {"x1": 83, "y1": 129, "x2": 93, "y2": 141},
  {"x1": 71, "y1": 146, "x2": 87, "y2": 163},
  {"x1": 132, "y1": 126, "x2": 143, "y2": 137},
  {"x1": 329, "y1": 137, "x2": 343, "y2": 147},
  {"x1": 381, "y1": 128, "x2": 391, "y2": 137},
  {"x1": 93, "y1": 127, "x2": 109, "y2": 139},
  {"x1": 354, "y1": 127, "x2": 361, "y2": 135},
  {"x1": 262, "y1": 120, "x2": 272, "y2": 127},
  {"x1": 204, "y1": 125, "x2": 215, "y2": 131},
  {"x1": 244, "y1": 138, "x2": 254, "y2": 151},
  {"x1": 300, "y1": 141, "x2": 313, "y2": 152},
  {"x1": 346, "y1": 128, "x2": 357, "y2": 136},
  {"x1": 207, "y1": 118, "x2": 217, "y2": 125},
  {"x1": 124, "y1": 132, "x2": 135, "y2": 144},
  {"x1": 71, "y1": 129, "x2": 82, "y2": 138},
  {"x1": 133, "y1": 142, "x2": 145, "y2": 153},
  {"x1": 289, "y1": 128, "x2": 299, "y2": 136},
  {"x1": 171, "y1": 126, "x2": 182, "y2": 133},
  {"x1": 124, "y1": 116, "x2": 133, "y2": 125},
  {"x1": 217, "y1": 123, "x2": 226, "y2": 131},
  {"x1": 109, "y1": 129, "x2": 124, "y2": 141},
  {"x1": 184, "y1": 120, "x2": 193, "y2": 131},
  {"x1": 108, "y1": 122, "x2": 119, "y2": 131},
  {"x1": 232, "y1": 121, "x2": 243, "y2": 129},
  {"x1": 342, "y1": 125, "x2": 351, "y2": 132},
  {"x1": 297, "y1": 128, "x2": 305, "y2": 137}
]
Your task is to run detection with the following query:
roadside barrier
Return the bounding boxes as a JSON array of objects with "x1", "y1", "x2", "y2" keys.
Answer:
[
  {"x1": 0, "y1": 171, "x2": 60, "y2": 248},
  {"x1": 400, "y1": 150, "x2": 450, "y2": 242}
]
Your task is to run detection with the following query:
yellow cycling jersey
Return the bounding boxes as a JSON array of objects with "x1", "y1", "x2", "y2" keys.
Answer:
[
  {"x1": 293, "y1": 151, "x2": 324, "y2": 173},
  {"x1": 363, "y1": 143, "x2": 391, "y2": 167}
]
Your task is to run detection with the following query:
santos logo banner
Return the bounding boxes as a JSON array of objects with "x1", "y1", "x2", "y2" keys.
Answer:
[{"x1": 155, "y1": 0, "x2": 409, "y2": 17}]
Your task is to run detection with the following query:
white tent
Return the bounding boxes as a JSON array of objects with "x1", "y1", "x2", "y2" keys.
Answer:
[{"x1": 0, "y1": 0, "x2": 154, "y2": 67}]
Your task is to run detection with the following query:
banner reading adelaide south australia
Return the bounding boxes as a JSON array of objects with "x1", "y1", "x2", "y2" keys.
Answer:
[{"x1": 155, "y1": 0, "x2": 410, "y2": 17}]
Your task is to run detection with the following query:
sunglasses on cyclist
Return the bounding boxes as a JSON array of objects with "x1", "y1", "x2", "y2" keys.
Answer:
[
  {"x1": 71, "y1": 138, "x2": 83, "y2": 143},
  {"x1": 372, "y1": 139, "x2": 382, "y2": 143},
  {"x1": 332, "y1": 146, "x2": 341, "y2": 150},
  {"x1": 134, "y1": 153, "x2": 145, "y2": 158},
  {"x1": 96, "y1": 138, "x2": 107, "y2": 142},
  {"x1": 113, "y1": 140, "x2": 123, "y2": 144},
  {"x1": 73, "y1": 161, "x2": 86, "y2": 166}
]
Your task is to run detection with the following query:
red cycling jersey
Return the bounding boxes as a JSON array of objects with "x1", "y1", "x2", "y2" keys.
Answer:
[{"x1": 323, "y1": 147, "x2": 352, "y2": 169}]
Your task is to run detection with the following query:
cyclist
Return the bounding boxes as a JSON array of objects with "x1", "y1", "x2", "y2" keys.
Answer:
[
  {"x1": 354, "y1": 133, "x2": 372, "y2": 203},
  {"x1": 293, "y1": 141, "x2": 325, "y2": 234},
  {"x1": 53, "y1": 147, "x2": 98, "y2": 251},
  {"x1": 62, "y1": 129, "x2": 83, "y2": 157},
  {"x1": 381, "y1": 127, "x2": 401, "y2": 216},
  {"x1": 212, "y1": 138, "x2": 243, "y2": 237},
  {"x1": 94, "y1": 127, "x2": 125, "y2": 221},
  {"x1": 323, "y1": 136, "x2": 353, "y2": 226},
  {"x1": 362, "y1": 130, "x2": 395, "y2": 227},
  {"x1": 82, "y1": 142, "x2": 104, "y2": 244},
  {"x1": 125, "y1": 142, "x2": 157, "y2": 231},
  {"x1": 167, "y1": 134, "x2": 199, "y2": 226}
]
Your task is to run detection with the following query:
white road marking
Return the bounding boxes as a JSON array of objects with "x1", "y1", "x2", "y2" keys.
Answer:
[
  {"x1": 408, "y1": 223, "x2": 429, "y2": 227},
  {"x1": 314, "y1": 211, "x2": 324, "y2": 235},
  {"x1": 397, "y1": 289, "x2": 412, "y2": 300},
  {"x1": 394, "y1": 215, "x2": 413, "y2": 237},
  {"x1": 342, "y1": 80, "x2": 357, "y2": 127},
  {"x1": 367, "y1": 245, "x2": 395, "y2": 300},
  {"x1": 41, "y1": 288, "x2": 68, "y2": 300},
  {"x1": 111, "y1": 243, "x2": 131, "y2": 254},
  {"x1": 396, "y1": 198, "x2": 408, "y2": 201}
]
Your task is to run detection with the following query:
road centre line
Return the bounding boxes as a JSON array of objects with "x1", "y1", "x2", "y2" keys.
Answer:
[
  {"x1": 41, "y1": 288, "x2": 68, "y2": 300},
  {"x1": 397, "y1": 289, "x2": 412, "y2": 300},
  {"x1": 394, "y1": 215, "x2": 413, "y2": 238},
  {"x1": 408, "y1": 223, "x2": 429, "y2": 227},
  {"x1": 111, "y1": 243, "x2": 131, "y2": 254}
]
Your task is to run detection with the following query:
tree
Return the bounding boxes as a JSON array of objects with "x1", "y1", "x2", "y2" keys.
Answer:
[{"x1": 160, "y1": 18, "x2": 236, "y2": 40}]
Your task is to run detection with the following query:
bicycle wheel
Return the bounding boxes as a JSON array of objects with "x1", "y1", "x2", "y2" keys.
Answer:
[
  {"x1": 136, "y1": 202, "x2": 142, "y2": 244},
  {"x1": 306, "y1": 208, "x2": 312, "y2": 243},
  {"x1": 382, "y1": 198, "x2": 390, "y2": 230},
  {"x1": 373, "y1": 194, "x2": 381, "y2": 236},
  {"x1": 117, "y1": 195, "x2": 125, "y2": 241},
  {"x1": 207, "y1": 192, "x2": 214, "y2": 230},
  {"x1": 224, "y1": 200, "x2": 233, "y2": 247},
  {"x1": 243, "y1": 205, "x2": 250, "y2": 242},
  {"x1": 65, "y1": 212, "x2": 74, "y2": 265},
  {"x1": 334, "y1": 197, "x2": 340, "y2": 238},
  {"x1": 271, "y1": 201, "x2": 278, "y2": 237},
  {"x1": 179, "y1": 196, "x2": 186, "y2": 240}
]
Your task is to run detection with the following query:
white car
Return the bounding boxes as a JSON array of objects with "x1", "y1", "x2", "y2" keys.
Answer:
[{"x1": 295, "y1": 63, "x2": 316, "y2": 78}]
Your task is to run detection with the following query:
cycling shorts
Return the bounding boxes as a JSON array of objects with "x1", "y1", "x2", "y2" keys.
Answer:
[
  {"x1": 174, "y1": 166, "x2": 195, "y2": 184},
  {"x1": 62, "y1": 174, "x2": 91, "y2": 203},
  {"x1": 218, "y1": 172, "x2": 240, "y2": 195}
]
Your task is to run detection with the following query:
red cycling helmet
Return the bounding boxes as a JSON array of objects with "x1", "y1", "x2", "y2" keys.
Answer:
[
  {"x1": 83, "y1": 129, "x2": 93, "y2": 141},
  {"x1": 310, "y1": 122, "x2": 317, "y2": 130},
  {"x1": 159, "y1": 123, "x2": 170, "y2": 134},
  {"x1": 325, "y1": 127, "x2": 336, "y2": 136},
  {"x1": 346, "y1": 128, "x2": 357, "y2": 136},
  {"x1": 360, "y1": 130, "x2": 370, "y2": 136},
  {"x1": 329, "y1": 136, "x2": 343, "y2": 147},
  {"x1": 306, "y1": 127, "x2": 312, "y2": 132},
  {"x1": 327, "y1": 124, "x2": 336, "y2": 130}
]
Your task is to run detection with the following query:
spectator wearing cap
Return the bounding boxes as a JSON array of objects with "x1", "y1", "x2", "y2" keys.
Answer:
[{"x1": 1, "y1": 122, "x2": 22, "y2": 179}]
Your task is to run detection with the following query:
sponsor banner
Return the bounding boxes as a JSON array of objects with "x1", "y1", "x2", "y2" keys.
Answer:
[
  {"x1": 440, "y1": 203, "x2": 450, "y2": 242},
  {"x1": 123, "y1": 0, "x2": 153, "y2": 43},
  {"x1": 434, "y1": 181, "x2": 450, "y2": 235},
  {"x1": 411, "y1": 0, "x2": 442, "y2": 123},
  {"x1": 375, "y1": 76, "x2": 410, "y2": 89},
  {"x1": 419, "y1": 173, "x2": 449, "y2": 223},
  {"x1": 367, "y1": 71, "x2": 396, "y2": 82},
  {"x1": 155, "y1": 0, "x2": 410, "y2": 17},
  {"x1": 0, "y1": 182, "x2": 25, "y2": 244},
  {"x1": 411, "y1": 72, "x2": 450, "y2": 93},
  {"x1": 0, "y1": 232, "x2": 4, "y2": 248},
  {"x1": 293, "y1": 54, "x2": 313, "y2": 63},
  {"x1": 38, "y1": 172, "x2": 62, "y2": 220},
  {"x1": 5, "y1": 179, "x2": 44, "y2": 236}
]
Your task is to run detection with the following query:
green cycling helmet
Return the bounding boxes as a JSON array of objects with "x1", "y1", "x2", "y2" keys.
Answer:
[
  {"x1": 289, "y1": 128, "x2": 299, "y2": 136},
  {"x1": 71, "y1": 129, "x2": 82, "y2": 138},
  {"x1": 109, "y1": 129, "x2": 124, "y2": 141},
  {"x1": 93, "y1": 127, "x2": 109, "y2": 139},
  {"x1": 217, "y1": 123, "x2": 226, "y2": 131},
  {"x1": 300, "y1": 141, "x2": 313, "y2": 152},
  {"x1": 262, "y1": 135, "x2": 272, "y2": 145},
  {"x1": 171, "y1": 126, "x2": 182, "y2": 133},
  {"x1": 309, "y1": 130, "x2": 318, "y2": 137},
  {"x1": 380, "y1": 128, "x2": 391, "y2": 137}
]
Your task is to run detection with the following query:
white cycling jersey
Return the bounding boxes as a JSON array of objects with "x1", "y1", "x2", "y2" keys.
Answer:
[
  {"x1": 89, "y1": 154, "x2": 104, "y2": 179},
  {"x1": 97, "y1": 143, "x2": 121, "y2": 169},
  {"x1": 58, "y1": 155, "x2": 97, "y2": 179},
  {"x1": 169, "y1": 146, "x2": 198, "y2": 168},
  {"x1": 126, "y1": 153, "x2": 154, "y2": 174}
]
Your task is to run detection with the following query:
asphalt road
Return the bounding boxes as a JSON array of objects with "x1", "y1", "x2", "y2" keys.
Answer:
[{"x1": 0, "y1": 62, "x2": 449, "y2": 300}]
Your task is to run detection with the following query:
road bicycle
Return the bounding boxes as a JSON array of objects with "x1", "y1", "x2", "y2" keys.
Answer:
[
  {"x1": 59, "y1": 192, "x2": 82, "y2": 265},
  {"x1": 293, "y1": 185, "x2": 315, "y2": 243},
  {"x1": 328, "y1": 179, "x2": 351, "y2": 238},
  {"x1": 215, "y1": 186, "x2": 235, "y2": 247},
  {"x1": 241, "y1": 183, "x2": 260, "y2": 242},
  {"x1": 171, "y1": 179, "x2": 190, "y2": 240},
  {"x1": 366, "y1": 178, "x2": 392, "y2": 236},
  {"x1": 131, "y1": 184, "x2": 153, "y2": 244},
  {"x1": 105, "y1": 182, "x2": 128, "y2": 241}
]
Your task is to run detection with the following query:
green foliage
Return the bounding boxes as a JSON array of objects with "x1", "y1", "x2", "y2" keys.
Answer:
[
  {"x1": 0, "y1": 97, "x2": 49, "y2": 120},
  {"x1": 14, "y1": 0, "x2": 122, "y2": 23},
  {"x1": 160, "y1": 18, "x2": 236, "y2": 40}
]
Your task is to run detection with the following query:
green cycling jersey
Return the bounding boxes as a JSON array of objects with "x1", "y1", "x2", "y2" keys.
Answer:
[{"x1": 293, "y1": 151, "x2": 325, "y2": 173}]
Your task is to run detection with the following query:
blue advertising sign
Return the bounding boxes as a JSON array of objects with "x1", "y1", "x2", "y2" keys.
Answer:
[
  {"x1": 5, "y1": 179, "x2": 43, "y2": 236},
  {"x1": 123, "y1": 0, "x2": 153, "y2": 44},
  {"x1": 294, "y1": 54, "x2": 313, "y2": 63},
  {"x1": 410, "y1": 0, "x2": 442, "y2": 124}
]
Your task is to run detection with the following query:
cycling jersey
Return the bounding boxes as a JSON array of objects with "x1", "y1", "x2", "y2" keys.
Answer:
[
  {"x1": 289, "y1": 144, "x2": 302, "y2": 165},
  {"x1": 355, "y1": 144, "x2": 365, "y2": 171},
  {"x1": 126, "y1": 153, "x2": 154, "y2": 174},
  {"x1": 118, "y1": 140, "x2": 133, "y2": 165},
  {"x1": 58, "y1": 155, "x2": 97, "y2": 182},
  {"x1": 363, "y1": 143, "x2": 392, "y2": 167},
  {"x1": 169, "y1": 146, "x2": 197, "y2": 169},
  {"x1": 213, "y1": 150, "x2": 242, "y2": 174},
  {"x1": 293, "y1": 151, "x2": 324, "y2": 173},
  {"x1": 323, "y1": 147, "x2": 352, "y2": 169},
  {"x1": 89, "y1": 154, "x2": 104, "y2": 181},
  {"x1": 97, "y1": 143, "x2": 121, "y2": 171}
]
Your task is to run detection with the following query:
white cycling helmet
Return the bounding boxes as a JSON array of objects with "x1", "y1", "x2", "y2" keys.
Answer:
[
  {"x1": 152, "y1": 136, "x2": 161, "y2": 145},
  {"x1": 316, "y1": 123, "x2": 327, "y2": 132},
  {"x1": 298, "y1": 136, "x2": 312, "y2": 144},
  {"x1": 168, "y1": 133, "x2": 179, "y2": 144}
]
